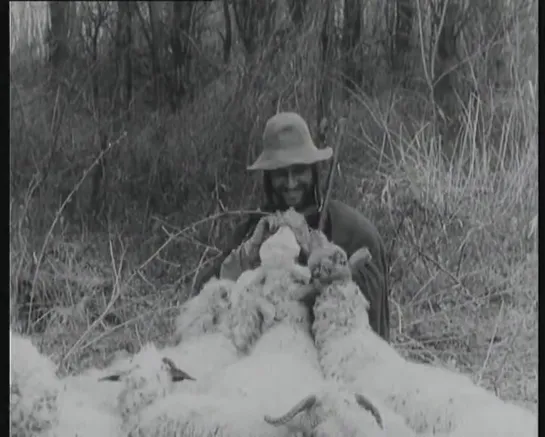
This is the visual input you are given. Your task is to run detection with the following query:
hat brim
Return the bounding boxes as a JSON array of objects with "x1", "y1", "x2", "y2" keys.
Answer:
[{"x1": 247, "y1": 147, "x2": 333, "y2": 171}]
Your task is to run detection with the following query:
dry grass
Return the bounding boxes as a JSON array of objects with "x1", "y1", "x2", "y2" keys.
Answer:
[{"x1": 10, "y1": 0, "x2": 537, "y2": 420}]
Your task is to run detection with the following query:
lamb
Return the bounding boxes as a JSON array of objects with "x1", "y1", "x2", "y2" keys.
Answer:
[
  {"x1": 300, "y1": 238, "x2": 538, "y2": 436},
  {"x1": 10, "y1": 330, "x2": 121, "y2": 437}
]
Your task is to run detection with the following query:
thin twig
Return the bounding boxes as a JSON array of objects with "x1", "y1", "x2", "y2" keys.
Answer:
[
  {"x1": 27, "y1": 131, "x2": 127, "y2": 332},
  {"x1": 59, "y1": 238, "x2": 126, "y2": 368}
]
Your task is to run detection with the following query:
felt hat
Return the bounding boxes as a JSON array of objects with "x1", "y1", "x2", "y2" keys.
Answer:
[{"x1": 248, "y1": 112, "x2": 332, "y2": 171}]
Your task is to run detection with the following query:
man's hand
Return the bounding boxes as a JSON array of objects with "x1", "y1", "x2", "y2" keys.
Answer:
[{"x1": 219, "y1": 214, "x2": 277, "y2": 282}]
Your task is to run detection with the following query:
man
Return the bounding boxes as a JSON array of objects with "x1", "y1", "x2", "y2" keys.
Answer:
[{"x1": 195, "y1": 112, "x2": 391, "y2": 342}]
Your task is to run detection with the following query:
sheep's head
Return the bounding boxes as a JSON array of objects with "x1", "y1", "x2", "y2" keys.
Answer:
[
  {"x1": 308, "y1": 243, "x2": 351, "y2": 285},
  {"x1": 173, "y1": 277, "x2": 235, "y2": 343},
  {"x1": 259, "y1": 225, "x2": 301, "y2": 267},
  {"x1": 99, "y1": 343, "x2": 195, "y2": 422},
  {"x1": 264, "y1": 387, "x2": 384, "y2": 437},
  {"x1": 10, "y1": 331, "x2": 61, "y2": 435},
  {"x1": 276, "y1": 208, "x2": 313, "y2": 255}
]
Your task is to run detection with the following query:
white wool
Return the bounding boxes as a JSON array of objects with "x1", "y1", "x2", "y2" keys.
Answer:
[
  {"x1": 258, "y1": 224, "x2": 301, "y2": 266},
  {"x1": 228, "y1": 225, "x2": 318, "y2": 362},
  {"x1": 45, "y1": 389, "x2": 121, "y2": 437},
  {"x1": 173, "y1": 277, "x2": 237, "y2": 342},
  {"x1": 187, "y1": 226, "x2": 326, "y2": 419},
  {"x1": 446, "y1": 396, "x2": 538, "y2": 437},
  {"x1": 200, "y1": 349, "x2": 325, "y2": 413},
  {"x1": 97, "y1": 342, "x2": 197, "y2": 432},
  {"x1": 132, "y1": 390, "x2": 296, "y2": 437},
  {"x1": 10, "y1": 331, "x2": 121, "y2": 437},
  {"x1": 59, "y1": 360, "x2": 130, "y2": 413},
  {"x1": 163, "y1": 334, "x2": 240, "y2": 381},
  {"x1": 309, "y1": 243, "x2": 538, "y2": 436},
  {"x1": 115, "y1": 329, "x2": 308, "y2": 436},
  {"x1": 168, "y1": 276, "x2": 243, "y2": 379},
  {"x1": 10, "y1": 331, "x2": 61, "y2": 436},
  {"x1": 226, "y1": 267, "x2": 318, "y2": 365}
]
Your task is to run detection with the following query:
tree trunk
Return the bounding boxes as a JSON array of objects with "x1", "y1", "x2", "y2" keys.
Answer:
[
  {"x1": 434, "y1": 2, "x2": 460, "y2": 104},
  {"x1": 222, "y1": 0, "x2": 232, "y2": 64},
  {"x1": 147, "y1": 1, "x2": 162, "y2": 107},
  {"x1": 48, "y1": 1, "x2": 70, "y2": 68},
  {"x1": 287, "y1": 0, "x2": 307, "y2": 27},
  {"x1": 342, "y1": 0, "x2": 362, "y2": 93},
  {"x1": 232, "y1": 0, "x2": 276, "y2": 63},
  {"x1": 317, "y1": 1, "x2": 342, "y2": 147},
  {"x1": 170, "y1": 2, "x2": 195, "y2": 107},
  {"x1": 117, "y1": 1, "x2": 133, "y2": 117},
  {"x1": 394, "y1": 0, "x2": 413, "y2": 62}
]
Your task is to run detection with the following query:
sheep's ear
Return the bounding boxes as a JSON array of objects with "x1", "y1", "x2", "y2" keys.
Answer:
[
  {"x1": 99, "y1": 373, "x2": 123, "y2": 382},
  {"x1": 292, "y1": 284, "x2": 319, "y2": 303},
  {"x1": 348, "y1": 247, "x2": 372, "y2": 268},
  {"x1": 264, "y1": 394, "x2": 317, "y2": 426},
  {"x1": 162, "y1": 357, "x2": 196, "y2": 382},
  {"x1": 354, "y1": 393, "x2": 383, "y2": 429}
]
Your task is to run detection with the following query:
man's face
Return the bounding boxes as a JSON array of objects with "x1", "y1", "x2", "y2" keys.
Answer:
[{"x1": 269, "y1": 164, "x2": 314, "y2": 209}]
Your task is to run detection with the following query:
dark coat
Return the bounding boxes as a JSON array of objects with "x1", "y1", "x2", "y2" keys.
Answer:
[{"x1": 193, "y1": 199, "x2": 390, "y2": 342}]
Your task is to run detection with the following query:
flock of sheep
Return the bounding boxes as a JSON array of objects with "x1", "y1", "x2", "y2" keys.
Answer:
[{"x1": 11, "y1": 209, "x2": 538, "y2": 437}]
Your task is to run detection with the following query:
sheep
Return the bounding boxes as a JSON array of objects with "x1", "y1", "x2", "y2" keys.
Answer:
[
  {"x1": 182, "y1": 223, "x2": 364, "y2": 431},
  {"x1": 172, "y1": 223, "x2": 322, "y2": 408},
  {"x1": 10, "y1": 330, "x2": 121, "y2": 437},
  {"x1": 133, "y1": 373, "x2": 400, "y2": 437},
  {"x1": 61, "y1": 276, "x2": 242, "y2": 412},
  {"x1": 299, "y1": 239, "x2": 538, "y2": 436},
  {"x1": 78, "y1": 276, "x2": 249, "y2": 410},
  {"x1": 132, "y1": 390, "x2": 299, "y2": 437},
  {"x1": 167, "y1": 276, "x2": 243, "y2": 379},
  {"x1": 226, "y1": 222, "x2": 320, "y2": 367},
  {"x1": 131, "y1": 220, "x2": 323, "y2": 434},
  {"x1": 98, "y1": 342, "x2": 196, "y2": 433},
  {"x1": 99, "y1": 218, "x2": 393, "y2": 437},
  {"x1": 57, "y1": 350, "x2": 138, "y2": 413},
  {"x1": 172, "y1": 276, "x2": 236, "y2": 343},
  {"x1": 10, "y1": 330, "x2": 60, "y2": 436}
]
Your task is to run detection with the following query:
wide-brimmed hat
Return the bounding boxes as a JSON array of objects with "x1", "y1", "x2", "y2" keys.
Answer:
[{"x1": 247, "y1": 112, "x2": 333, "y2": 171}]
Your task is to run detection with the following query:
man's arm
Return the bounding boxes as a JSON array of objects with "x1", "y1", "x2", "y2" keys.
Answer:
[
  {"x1": 193, "y1": 212, "x2": 268, "y2": 292},
  {"x1": 350, "y1": 251, "x2": 390, "y2": 343},
  {"x1": 192, "y1": 218, "x2": 254, "y2": 292},
  {"x1": 192, "y1": 250, "x2": 230, "y2": 293}
]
